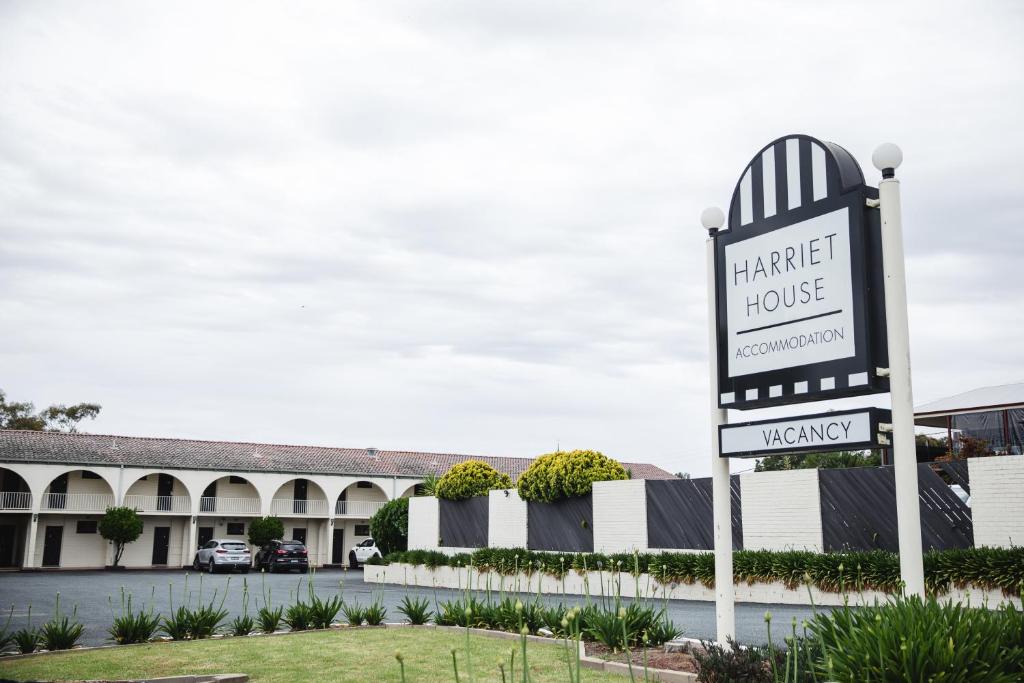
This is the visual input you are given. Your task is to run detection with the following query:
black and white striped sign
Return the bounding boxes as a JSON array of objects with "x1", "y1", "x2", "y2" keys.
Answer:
[{"x1": 714, "y1": 135, "x2": 889, "y2": 410}]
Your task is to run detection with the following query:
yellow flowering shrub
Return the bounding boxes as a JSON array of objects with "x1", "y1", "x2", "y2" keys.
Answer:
[
  {"x1": 516, "y1": 449, "x2": 628, "y2": 502},
  {"x1": 435, "y1": 460, "x2": 513, "y2": 500}
]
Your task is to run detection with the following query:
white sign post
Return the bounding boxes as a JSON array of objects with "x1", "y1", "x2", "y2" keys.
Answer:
[
  {"x1": 701, "y1": 205, "x2": 734, "y2": 644},
  {"x1": 873, "y1": 143, "x2": 925, "y2": 597}
]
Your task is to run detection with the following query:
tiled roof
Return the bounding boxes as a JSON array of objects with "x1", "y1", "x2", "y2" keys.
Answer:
[{"x1": 0, "y1": 430, "x2": 676, "y2": 481}]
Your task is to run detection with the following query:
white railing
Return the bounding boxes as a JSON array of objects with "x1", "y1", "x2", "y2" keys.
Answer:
[
  {"x1": 270, "y1": 498, "x2": 328, "y2": 516},
  {"x1": 0, "y1": 491, "x2": 31, "y2": 510},
  {"x1": 124, "y1": 494, "x2": 191, "y2": 514},
  {"x1": 42, "y1": 493, "x2": 114, "y2": 512},
  {"x1": 199, "y1": 497, "x2": 260, "y2": 514},
  {"x1": 334, "y1": 500, "x2": 387, "y2": 518}
]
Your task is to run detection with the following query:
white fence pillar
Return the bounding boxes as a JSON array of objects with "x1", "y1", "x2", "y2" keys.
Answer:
[
  {"x1": 740, "y1": 470, "x2": 823, "y2": 551},
  {"x1": 969, "y1": 455, "x2": 1024, "y2": 548},
  {"x1": 488, "y1": 489, "x2": 527, "y2": 548},
  {"x1": 593, "y1": 479, "x2": 648, "y2": 554},
  {"x1": 408, "y1": 496, "x2": 440, "y2": 551}
]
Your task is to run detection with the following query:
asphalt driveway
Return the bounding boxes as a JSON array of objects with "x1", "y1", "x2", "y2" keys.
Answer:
[{"x1": 0, "y1": 568, "x2": 818, "y2": 647}]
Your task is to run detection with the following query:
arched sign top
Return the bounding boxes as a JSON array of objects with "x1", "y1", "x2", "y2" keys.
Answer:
[{"x1": 727, "y1": 134, "x2": 865, "y2": 231}]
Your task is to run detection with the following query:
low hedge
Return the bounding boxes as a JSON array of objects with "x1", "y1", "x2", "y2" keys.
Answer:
[
  {"x1": 516, "y1": 449, "x2": 628, "y2": 502},
  {"x1": 378, "y1": 546, "x2": 1024, "y2": 597},
  {"x1": 435, "y1": 460, "x2": 513, "y2": 501}
]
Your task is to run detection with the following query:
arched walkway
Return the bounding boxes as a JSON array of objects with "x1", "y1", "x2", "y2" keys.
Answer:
[
  {"x1": 0, "y1": 467, "x2": 31, "y2": 511},
  {"x1": 270, "y1": 478, "x2": 329, "y2": 517},
  {"x1": 41, "y1": 469, "x2": 115, "y2": 513},
  {"x1": 336, "y1": 480, "x2": 389, "y2": 518},
  {"x1": 124, "y1": 472, "x2": 191, "y2": 513},
  {"x1": 197, "y1": 474, "x2": 261, "y2": 515}
]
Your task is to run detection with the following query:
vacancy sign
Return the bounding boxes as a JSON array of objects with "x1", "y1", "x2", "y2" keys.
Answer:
[
  {"x1": 719, "y1": 408, "x2": 890, "y2": 458},
  {"x1": 714, "y1": 134, "x2": 889, "y2": 410}
]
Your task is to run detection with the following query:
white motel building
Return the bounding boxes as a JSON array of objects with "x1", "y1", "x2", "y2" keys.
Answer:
[{"x1": 0, "y1": 430, "x2": 671, "y2": 570}]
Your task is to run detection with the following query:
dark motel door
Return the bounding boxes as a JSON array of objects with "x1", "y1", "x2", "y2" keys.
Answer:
[
  {"x1": 152, "y1": 526, "x2": 171, "y2": 565},
  {"x1": 293, "y1": 479, "x2": 308, "y2": 514},
  {"x1": 198, "y1": 526, "x2": 214, "y2": 548},
  {"x1": 157, "y1": 474, "x2": 174, "y2": 511},
  {"x1": 42, "y1": 525, "x2": 63, "y2": 567},
  {"x1": 332, "y1": 529, "x2": 345, "y2": 564}
]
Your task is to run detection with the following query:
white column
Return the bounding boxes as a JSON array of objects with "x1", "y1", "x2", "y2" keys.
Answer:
[
  {"x1": 702, "y1": 207, "x2": 734, "y2": 643},
  {"x1": 873, "y1": 143, "x2": 924, "y2": 597},
  {"x1": 23, "y1": 512, "x2": 39, "y2": 569},
  {"x1": 326, "y1": 518, "x2": 336, "y2": 566}
]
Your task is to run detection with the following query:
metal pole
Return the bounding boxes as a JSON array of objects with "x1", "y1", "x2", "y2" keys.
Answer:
[
  {"x1": 873, "y1": 143, "x2": 925, "y2": 597},
  {"x1": 702, "y1": 207, "x2": 734, "y2": 642}
]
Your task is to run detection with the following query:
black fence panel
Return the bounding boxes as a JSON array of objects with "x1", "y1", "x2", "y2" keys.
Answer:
[
  {"x1": 527, "y1": 494, "x2": 593, "y2": 552},
  {"x1": 645, "y1": 476, "x2": 742, "y2": 551},
  {"x1": 935, "y1": 460, "x2": 970, "y2": 494},
  {"x1": 819, "y1": 464, "x2": 972, "y2": 552},
  {"x1": 439, "y1": 497, "x2": 489, "y2": 549}
]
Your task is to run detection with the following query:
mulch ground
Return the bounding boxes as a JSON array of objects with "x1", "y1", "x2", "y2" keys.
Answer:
[{"x1": 587, "y1": 642, "x2": 702, "y2": 673}]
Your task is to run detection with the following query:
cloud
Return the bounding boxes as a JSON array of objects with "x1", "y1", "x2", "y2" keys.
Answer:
[{"x1": 1, "y1": 1, "x2": 1022, "y2": 476}]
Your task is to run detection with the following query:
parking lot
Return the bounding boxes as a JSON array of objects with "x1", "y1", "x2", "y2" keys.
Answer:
[{"x1": 0, "y1": 567, "x2": 820, "y2": 647}]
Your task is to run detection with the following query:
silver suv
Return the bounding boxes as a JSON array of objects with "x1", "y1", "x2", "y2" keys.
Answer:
[{"x1": 193, "y1": 539, "x2": 251, "y2": 573}]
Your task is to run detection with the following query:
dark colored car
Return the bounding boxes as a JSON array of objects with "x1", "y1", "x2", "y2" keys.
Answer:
[{"x1": 256, "y1": 539, "x2": 309, "y2": 573}]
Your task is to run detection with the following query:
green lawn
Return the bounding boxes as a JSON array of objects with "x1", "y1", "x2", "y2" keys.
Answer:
[{"x1": 0, "y1": 627, "x2": 624, "y2": 682}]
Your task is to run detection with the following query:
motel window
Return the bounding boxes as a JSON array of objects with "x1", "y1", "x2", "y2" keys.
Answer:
[
  {"x1": 226, "y1": 522, "x2": 245, "y2": 535},
  {"x1": 356, "y1": 481, "x2": 372, "y2": 488},
  {"x1": 76, "y1": 520, "x2": 97, "y2": 534},
  {"x1": 229, "y1": 476, "x2": 247, "y2": 485},
  {"x1": 81, "y1": 471, "x2": 102, "y2": 480},
  {"x1": 354, "y1": 524, "x2": 370, "y2": 537}
]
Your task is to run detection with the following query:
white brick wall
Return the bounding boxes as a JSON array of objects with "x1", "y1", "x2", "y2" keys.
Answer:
[
  {"x1": 593, "y1": 479, "x2": 648, "y2": 554},
  {"x1": 488, "y1": 489, "x2": 527, "y2": 548},
  {"x1": 740, "y1": 469, "x2": 823, "y2": 551},
  {"x1": 970, "y1": 455, "x2": 1024, "y2": 548},
  {"x1": 408, "y1": 496, "x2": 439, "y2": 550}
]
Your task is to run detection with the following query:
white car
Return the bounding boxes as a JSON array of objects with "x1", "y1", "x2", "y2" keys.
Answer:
[
  {"x1": 348, "y1": 538, "x2": 382, "y2": 568},
  {"x1": 193, "y1": 539, "x2": 251, "y2": 573}
]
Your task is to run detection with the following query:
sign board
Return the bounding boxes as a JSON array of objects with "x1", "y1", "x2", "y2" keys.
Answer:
[
  {"x1": 719, "y1": 407, "x2": 891, "y2": 458},
  {"x1": 715, "y1": 134, "x2": 889, "y2": 409}
]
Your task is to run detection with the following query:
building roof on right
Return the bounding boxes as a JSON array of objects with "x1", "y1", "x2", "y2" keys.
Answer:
[{"x1": 915, "y1": 381, "x2": 1024, "y2": 428}]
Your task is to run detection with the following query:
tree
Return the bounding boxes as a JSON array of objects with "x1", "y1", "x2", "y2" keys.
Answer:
[
  {"x1": 754, "y1": 450, "x2": 881, "y2": 472},
  {"x1": 98, "y1": 507, "x2": 143, "y2": 568},
  {"x1": 369, "y1": 498, "x2": 409, "y2": 555},
  {"x1": 675, "y1": 472, "x2": 691, "y2": 479},
  {"x1": 517, "y1": 449, "x2": 628, "y2": 502},
  {"x1": 435, "y1": 460, "x2": 513, "y2": 501},
  {"x1": 0, "y1": 389, "x2": 101, "y2": 432},
  {"x1": 248, "y1": 516, "x2": 285, "y2": 549}
]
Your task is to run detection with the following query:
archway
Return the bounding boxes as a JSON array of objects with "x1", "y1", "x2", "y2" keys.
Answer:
[
  {"x1": 270, "y1": 478, "x2": 329, "y2": 517},
  {"x1": 0, "y1": 467, "x2": 32, "y2": 568},
  {"x1": 41, "y1": 469, "x2": 115, "y2": 512},
  {"x1": 197, "y1": 474, "x2": 260, "y2": 515},
  {"x1": 124, "y1": 472, "x2": 191, "y2": 513},
  {"x1": 335, "y1": 480, "x2": 389, "y2": 518}
]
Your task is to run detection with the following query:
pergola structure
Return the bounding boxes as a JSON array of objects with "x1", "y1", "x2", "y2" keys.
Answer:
[{"x1": 915, "y1": 382, "x2": 1024, "y2": 456}]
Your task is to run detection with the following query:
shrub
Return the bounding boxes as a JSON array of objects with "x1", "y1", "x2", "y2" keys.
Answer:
[
  {"x1": 364, "y1": 601, "x2": 387, "y2": 626},
  {"x1": 13, "y1": 626, "x2": 38, "y2": 654},
  {"x1": 248, "y1": 516, "x2": 285, "y2": 549},
  {"x1": 308, "y1": 593, "x2": 342, "y2": 629},
  {"x1": 516, "y1": 450, "x2": 628, "y2": 502},
  {"x1": 256, "y1": 605, "x2": 283, "y2": 634},
  {"x1": 808, "y1": 595, "x2": 1024, "y2": 681},
  {"x1": 397, "y1": 595, "x2": 432, "y2": 625},
  {"x1": 98, "y1": 507, "x2": 144, "y2": 568},
  {"x1": 284, "y1": 602, "x2": 313, "y2": 631},
  {"x1": 693, "y1": 637, "x2": 775, "y2": 683},
  {"x1": 108, "y1": 588, "x2": 161, "y2": 644},
  {"x1": 341, "y1": 601, "x2": 367, "y2": 626},
  {"x1": 370, "y1": 498, "x2": 409, "y2": 555},
  {"x1": 39, "y1": 594, "x2": 84, "y2": 651},
  {"x1": 435, "y1": 460, "x2": 513, "y2": 501}
]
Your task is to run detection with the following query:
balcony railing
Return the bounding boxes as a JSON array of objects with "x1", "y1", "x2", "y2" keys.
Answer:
[
  {"x1": 42, "y1": 493, "x2": 114, "y2": 512},
  {"x1": 199, "y1": 497, "x2": 260, "y2": 515},
  {"x1": 124, "y1": 494, "x2": 191, "y2": 514},
  {"x1": 334, "y1": 500, "x2": 387, "y2": 518},
  {"x1": 0, "y1": 491, "x2": 31, "y2": 511},
  {"x1": 270, "y1": 498, "x2": 328, "y2": 517}
]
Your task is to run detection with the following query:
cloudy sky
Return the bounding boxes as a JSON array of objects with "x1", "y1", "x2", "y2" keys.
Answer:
[{"x1": 1, "y1": 2, "x2": 1022, "y2": 476}]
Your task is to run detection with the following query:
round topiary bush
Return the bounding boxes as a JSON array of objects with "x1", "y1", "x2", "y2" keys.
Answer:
[
  {"x1": 434, "y1": 460, "x2": 513, "y2": 500},
  {"x1": 516, "y1": 449, "x2": 629, "y2": 502},
  {"x1": 369, "y1": 497, "x2": 409, "y2": 555}
]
